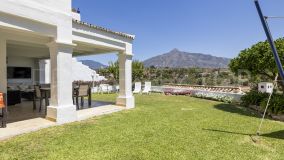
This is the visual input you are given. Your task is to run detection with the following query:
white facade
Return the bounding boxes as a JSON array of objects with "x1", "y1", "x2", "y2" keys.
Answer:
[
  {"x1": 258, "y1": 82, "x2": 274, "y2": 94},
  {"x1": 39, "y1": 58, "x2": 106, "y2": 83},
  {"x1": 0, "y1": 0, "x2": 135, "y2": 124}
]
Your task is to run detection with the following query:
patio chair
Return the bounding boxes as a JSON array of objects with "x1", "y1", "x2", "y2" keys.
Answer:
[
  {"x1": 74, "y1": 83, "x2": 91, "y2": 110},
  {"x1": 142, "y1": 82, "x2": 152, "y2": 94},
  {"x1": 99, "y1": 84, "x2": 110, "y2": 94},
  {"x1": 72, "y1": 82, "x2": 79, "y2": 105},
  {"x1": 133, "y1": 82, "x2": 142, "y2": 94},
  {"x1": 33, "y1": 85, "x2": 49, "y2": 113},
  {"x1": 115, "y1": 85, "x2": 119, "y2": 93}
]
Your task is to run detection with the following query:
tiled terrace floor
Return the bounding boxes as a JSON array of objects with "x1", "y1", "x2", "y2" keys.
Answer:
[{"x1": 0, "y1": 100, "x2": 125, "y2": 140}]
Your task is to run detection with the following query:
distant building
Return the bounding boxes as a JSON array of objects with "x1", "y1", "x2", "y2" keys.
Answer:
[{"x1": 258, "y1": 82, "x2": 274, "y2": 94}]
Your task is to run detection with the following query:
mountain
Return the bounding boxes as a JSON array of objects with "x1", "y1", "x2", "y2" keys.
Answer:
[
  {"x1": 79, "y1": 60, "x2": 107, "y2": 70},
  {"x1": 143, "y1": 49, "x2": 231, "y2": 68}
]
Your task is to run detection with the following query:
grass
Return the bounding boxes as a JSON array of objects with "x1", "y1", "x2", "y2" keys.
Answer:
[{"x1": 1, "y1": 94, "x2": 284, "y2": 159}]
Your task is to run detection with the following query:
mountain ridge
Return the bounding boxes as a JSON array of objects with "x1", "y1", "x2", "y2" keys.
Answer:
[{"x1": 143, "y1": 49, "x2": 231, "y2": 68}]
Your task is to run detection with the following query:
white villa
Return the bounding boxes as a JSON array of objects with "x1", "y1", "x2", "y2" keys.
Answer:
[
  {"x1": 0, "y1": 0, "x2": 135, "y2": 126},
  {"x1": 39, "y1": 58, "x2": 106, "y2": 83}
]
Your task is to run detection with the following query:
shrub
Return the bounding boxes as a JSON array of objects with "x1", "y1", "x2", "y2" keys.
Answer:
[
  {"x1": 163, "y1": 88, "x2": 174, "y2": 95},
  {"x1": 240, "y1": 90, "x2": 268, "y2": 107},
  {"x1": 241, "y1": 90, "x2": 284, "y2": 115},
  {"x1": 260, "y1": 94, "x2": 284, "y2": 115},
  {"x1": 193, "y1": 92, "x2": 234, "y2": 103}
]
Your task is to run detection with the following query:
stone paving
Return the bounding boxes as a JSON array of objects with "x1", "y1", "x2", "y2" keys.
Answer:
[{"x1": 0, "y1": 100, "x2": 124, "y2": 141}]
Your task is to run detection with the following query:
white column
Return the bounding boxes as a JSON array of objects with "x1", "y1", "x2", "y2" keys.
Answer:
[
  {"x1": 0, "y1": 37, "x2": 7, "y2": 94},
  {"x1": 46, "y1": 41, "x2": 77, "y2": 124},
  {"x1": 116, "y1": 53, "x2": 135, "y2": 109},
  {"x1": 39, "y1": 59, "x2": 50, "y2": 84}
]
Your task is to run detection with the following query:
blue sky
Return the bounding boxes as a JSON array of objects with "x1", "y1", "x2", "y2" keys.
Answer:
[{"x1": 73, "y1": 0, "x2": 284, "y2": 65}]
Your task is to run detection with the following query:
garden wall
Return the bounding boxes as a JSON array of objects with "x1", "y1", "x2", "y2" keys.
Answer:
[{"x1": 151, "y1": 86, "x2": 164, "y2": 93}]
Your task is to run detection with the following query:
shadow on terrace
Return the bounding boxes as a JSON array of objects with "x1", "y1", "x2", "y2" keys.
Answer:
[{"x1": 7, "y1": 100, "x2": 114, "y2": 124}]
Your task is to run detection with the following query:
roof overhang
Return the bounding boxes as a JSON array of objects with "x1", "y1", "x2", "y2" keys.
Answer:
[
  {"x1": 72, "y1": 20, "x2": 134, "y2": 57},
  {"x1": 73, "y1": 19, "x2": 135, "y2": 40}
]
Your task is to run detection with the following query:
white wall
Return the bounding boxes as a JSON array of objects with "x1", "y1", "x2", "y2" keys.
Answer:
[
  {"x1": 0, "y1": 0, "x2": 73, "y2": 43},
  {"x1": 0, "y1": 0, "x2": 71, "y2": 25},
  {"x1": 7, "y1": 56, "x2": 38, "y2": 85},
  {"x1": 7, "y1": 45, "x2": 44, "y2": 85},
  {"x1": 39, "y1": 58, "x2": 106, "y2": 83}
]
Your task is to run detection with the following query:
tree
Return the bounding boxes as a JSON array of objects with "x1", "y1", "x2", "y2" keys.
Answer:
[
  {"x1": 102, "y1": 60, "x2": 145, "y2": 83},
  {"x1": 106, "y1": 61, "x2": 119, "y2": 84},
  {"x1": 229, "y1": 38, "x2": 284, "y2": 90},
  {"x1": 132, "y1": 60, "x2": 144, "y2": 82}
]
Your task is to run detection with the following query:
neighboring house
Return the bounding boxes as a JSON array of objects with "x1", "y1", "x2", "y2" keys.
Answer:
[
  {"x1": 39, "y1": 58, "x2": 106, "y2": 83},
  {"x1": 0, "y1": 0, "x2": 135, "y2": 124}
]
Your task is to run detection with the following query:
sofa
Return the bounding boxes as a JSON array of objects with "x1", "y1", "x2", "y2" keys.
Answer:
[
  {"x1": 7, "y1": 83, "x2": 35, "y2": 105},
  {"x1": 7, "y1": 90, "x2": 21, "y2": 106}
]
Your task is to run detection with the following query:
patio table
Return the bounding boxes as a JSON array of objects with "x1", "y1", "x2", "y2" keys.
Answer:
[
  {"x1": 39, "y1": 87, "x2": 86, "y2": 111},
  {"x1": 40, "y1": 88, "x2": 50, "y2": 107}
]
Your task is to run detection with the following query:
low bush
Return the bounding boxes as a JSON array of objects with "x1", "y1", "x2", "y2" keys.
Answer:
[
  {"x1": 240, "y1": 90, "x2": 268, "y2": 107},
  {"x1": 241, "y1": 90, "x2": 284, "y2": 115},
  {"x1": 192, "y1": 92, "x2": 234, "y2": 103},
  {"x1": 260, "y1": 94, "x2": 284, "y2": 115}
]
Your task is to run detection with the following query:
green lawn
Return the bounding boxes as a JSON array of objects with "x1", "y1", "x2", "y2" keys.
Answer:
[{"x1": 1, "y1": 94, "x2": 284, "y2": 160}]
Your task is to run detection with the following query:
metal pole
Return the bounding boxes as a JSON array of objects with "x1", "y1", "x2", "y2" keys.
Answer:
[{"x1": 254, "y1": 0, "x2": 284, "y2": 85}]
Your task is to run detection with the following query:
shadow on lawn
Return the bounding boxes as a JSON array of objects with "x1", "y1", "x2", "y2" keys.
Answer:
[
  {"x1": 261, "y1": 130, "x2": 284, "y2": 140},
  {"x1": 203, "y1": 128, "x2": 284, "y2": 140},
  {"x1": 214, "y1": 103, "x2": 260, "y2": 118}
]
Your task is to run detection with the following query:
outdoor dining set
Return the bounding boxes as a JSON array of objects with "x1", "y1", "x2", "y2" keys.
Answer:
[
  {"x1": 33, "y1": 82, "x2": 92, "y2": 114},
  {"x1": 6, "y1": 81, "x2": 152, "y2": 116}
]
